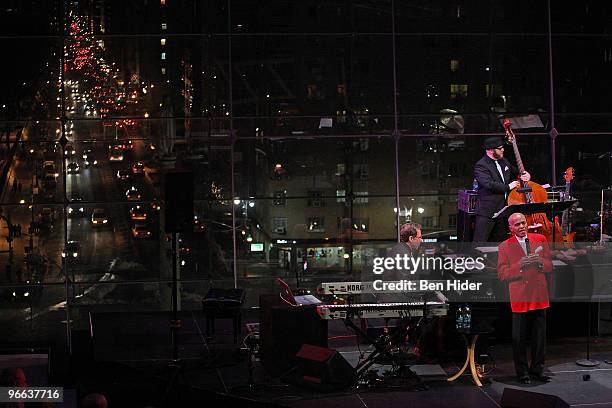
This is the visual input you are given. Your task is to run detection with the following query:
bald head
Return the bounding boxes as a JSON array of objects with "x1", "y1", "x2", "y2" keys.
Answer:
[{"x1": 508, "y1": 213, "x2": 527, "y2": 238}]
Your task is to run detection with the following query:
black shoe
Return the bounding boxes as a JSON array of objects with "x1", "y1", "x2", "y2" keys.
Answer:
[
  {"x1": 531, "y1": 374, "x2": 552, "y2": 383},
  {"x1": 518, "y1": 375, "x2": 531, "y2": 384}
]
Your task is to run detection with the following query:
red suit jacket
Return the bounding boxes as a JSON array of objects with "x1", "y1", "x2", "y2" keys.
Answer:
[{"x1": 497, "y1": 233, "x2": 553, "y2": 313}]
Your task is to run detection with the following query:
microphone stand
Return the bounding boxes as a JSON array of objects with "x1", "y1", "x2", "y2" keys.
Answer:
[{"x1": 576, "y1": 300, "x2": 600, "y2": 367}]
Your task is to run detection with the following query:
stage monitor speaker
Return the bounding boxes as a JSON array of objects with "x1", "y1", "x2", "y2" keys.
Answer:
[
  {"x1": 164, "y1": 171, "x2": 194, "y2": 233},
  {"x1": 501, "y1": 388, "x2": 569, "y2": 408},
  {"x1": 259, "y1": 295, "x2": 327, "y2": 377},
  {"x1": 293, "y1": 344, "x2": 354, "y2": 390}
]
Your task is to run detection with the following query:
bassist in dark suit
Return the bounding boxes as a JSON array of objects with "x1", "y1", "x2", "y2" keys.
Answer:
[{"x1": 473, "y1": 136, "x2": 531, "y2": 243}]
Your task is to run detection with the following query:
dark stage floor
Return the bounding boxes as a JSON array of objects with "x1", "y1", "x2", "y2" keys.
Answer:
[{"x1": 59, "y1": 309, "x2": 612, "y2": 408}]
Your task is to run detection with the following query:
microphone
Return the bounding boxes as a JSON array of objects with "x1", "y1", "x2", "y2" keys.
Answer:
[{"x1": 524, "y1": 236, "x2": 531, "y2": 255}]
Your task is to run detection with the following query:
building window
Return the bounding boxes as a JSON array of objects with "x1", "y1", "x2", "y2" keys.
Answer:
[
  {"x1": 354, "y1": 191, "x2": 369, "y2": 204},
  {"x1": 160, "y1": 38, "x2": 166, "y2": 46},
  {"x1": 420, "y1": 163, "x2": 430, "y2": 177},
  {"x1": 422, "y1": 216, "x2": 439, "y2": 228},
  {"x1": 161, "y1": 23, "x2": 167, "y2": 30},
  {"x1": 273, "y1": 190, "x2": 286, "y2": 206},
  {"x1": 448, "y1": 162, "x2": 467, "y2": 177},
  {"x1": 307, "y1": 191, "x2": 324, "y2": 207},
  {"x1": 272, "y1": 217, "x2": 288, "y2": 235},
  {"x1": 307, "y1": 84, "x2": 320, "y2": 99},
  {"x1": 160, "y1": 0, "x2": 166, "y2": 5},
  {"x1": 161, "y1": 52, "x2": 166, "y2": 60},
  {"x1": 336, "y1": 189, "x2": 346, "y2": 203},
  {"x1": 354, "y1": 164, "x2": 369, "y2": 181},
  {"x1": 485, "y1": 83, "x2": 503, "y2": 98},
  {"x1": 450, "y1": 84, "x2": 468, "y2": 99},
  {"x1": 450, "y1": 59, "x2": 460, "y2": 72},
  {"x1": 335, "y1": 163, "x2": 345, "y2": 176},
  {"x1": 161, "y1": 68, "x2": 166, "y2": 75},
  {"x1": 448, "y1": 214, "x2": 457, "y2": 228},
  {"x1": 307, "y1": 217, "x2": 325, "y2": 232}
]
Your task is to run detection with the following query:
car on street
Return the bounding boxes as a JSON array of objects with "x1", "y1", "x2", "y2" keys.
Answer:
[
  {"x1": 65, "y1": 143, "x2": 76, "y2": 157},
  {"x1": 131, "y1": 223, "x2": 151, "y2": 238},
  {"x1": 116, "y1": 169, "x2": 130, "y2": 180},
  {"x1": 109, "y1": 147, "x2": 124, "y2": 162},
  {"x1": 39, "y1": 207, "x2": 54, "y2": 226},
  {"x1": 125, "y1": 187, "x2": 141, "y2": 201},
  {"x1": 67, "y1": 162, "x2": 80, "y2": 174},
  {"x1": 62, "y1": 241, "x2": 81, "y2": 260},
  {"x1": 130, "y1": 205, "x2": 147, "y2": 221},
  {"x1": 43, "y1": 161, "x2": 56, "y2": 177},
  {"x1": 132, "y1": 162, "x2": 145, "y2": 174},
  {"x1": 68, "y1": 196, "x2": 85, "y2": 217},
  {"x1": 91, "y1": 208, "x2": 109, "y2": 226},
  {"x1": 82, "y1": 148, "x2": 98, "y2": 167}
]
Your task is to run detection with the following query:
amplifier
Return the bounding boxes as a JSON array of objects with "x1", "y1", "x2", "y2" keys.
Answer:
[{"x1": 458, "y1": 189, "x2": 478, "y2": 214}]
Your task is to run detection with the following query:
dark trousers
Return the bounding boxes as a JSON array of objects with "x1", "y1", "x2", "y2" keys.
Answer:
[
  {"x1": 473, "y1": 215, "x2": 508, "y2": 243},
  {"x1": 512, "y1": 309, "x2": 547, "y2": 377}
]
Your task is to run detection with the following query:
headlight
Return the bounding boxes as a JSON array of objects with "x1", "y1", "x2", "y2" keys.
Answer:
[
  {"x1": 62, "y1": 252, "x2": 66, "y2": 257},
  {"x1": 79, "y1": 207, "x2": 84, "y2": 212},
  {"x1": 72, "y1": 252, "x2": 78, "y2": 258},
  {"x1": 103, "y1": 219, "x2": 108, "y2": 223}
]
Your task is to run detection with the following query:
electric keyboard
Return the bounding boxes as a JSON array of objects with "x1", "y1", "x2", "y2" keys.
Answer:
[
  {"x1": 319, "y1": 281, "x2": 376, "y2": 294},
  {"x1": 316, "y1": 301, "x2": 449, "y2": 320}
]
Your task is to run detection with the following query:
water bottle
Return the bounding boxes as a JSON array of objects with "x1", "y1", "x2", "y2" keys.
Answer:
[
  {"x1": 464, "y1": 304, "x2": 472, "y2": 330},
  {"x1": 472, "y1": 179, "x2": 479, "y2": 192},
  {"x1": 456, "y1": 305, "x2": 465, "y2": 329}
]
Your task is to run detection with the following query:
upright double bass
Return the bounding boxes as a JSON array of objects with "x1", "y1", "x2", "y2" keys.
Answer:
[{"x1": 503, "y1": 119, "x2": 563, "y2": 243}]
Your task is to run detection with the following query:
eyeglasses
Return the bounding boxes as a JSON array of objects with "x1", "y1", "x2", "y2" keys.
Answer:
[{"x1": 495, "y1": 146, "x2": 504, "y2": 150}]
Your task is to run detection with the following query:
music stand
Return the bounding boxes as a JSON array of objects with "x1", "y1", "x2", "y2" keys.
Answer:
[{"x1": 493, "y1": 201, "x2": 577, "y2": 243}]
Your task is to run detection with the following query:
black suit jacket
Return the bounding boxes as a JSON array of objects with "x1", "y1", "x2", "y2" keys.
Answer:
[{"x1": 474, "y1": 155, "x2": 518, "y2": 218}]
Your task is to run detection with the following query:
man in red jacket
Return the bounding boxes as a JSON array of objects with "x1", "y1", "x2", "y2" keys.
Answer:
[{"x1": 498, "y1": 213, "x2": 553, "y2": 384}]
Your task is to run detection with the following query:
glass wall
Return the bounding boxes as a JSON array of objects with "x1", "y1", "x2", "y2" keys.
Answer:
[{"x1": 1, "y1": 0, "x2": 611, "y2": 344}]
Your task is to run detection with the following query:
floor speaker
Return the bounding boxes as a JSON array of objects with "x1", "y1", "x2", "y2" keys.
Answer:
[
  {"x1": 293, "y1": 344, "x2": 354, "y2": 390},
  {"x1": 501, "y1": 388, "x2": 569, "y2": 408},
  {"x1": 164, "y1": 171, "x2": 194, "y2": 233},
  {"x1": 259, "y1": 295, "x2": 327, "y2": 377}
]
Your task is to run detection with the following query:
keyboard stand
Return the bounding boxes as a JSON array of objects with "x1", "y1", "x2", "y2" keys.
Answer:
[{"x1": 342, "y1": 314, "x2": 426, "y2": 389}]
